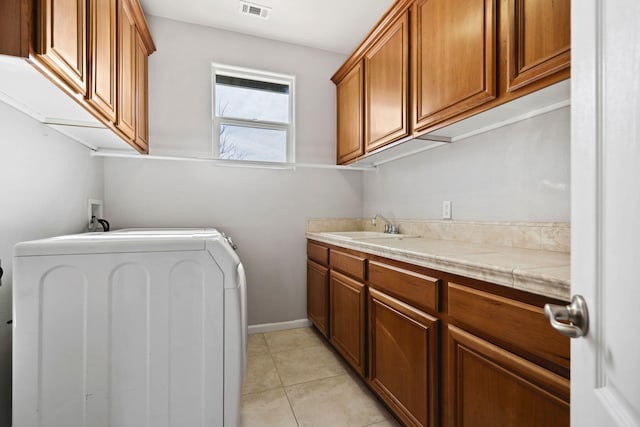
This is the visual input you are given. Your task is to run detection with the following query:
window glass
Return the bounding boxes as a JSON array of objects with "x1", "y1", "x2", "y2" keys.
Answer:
[
  {"x1": 219, "y1": 124, "x2": 287, "y2": 162},
  {"x1": 215, "y1": 76, "x2": 289, "y2": 123},
  {"x1": 212, "y1": 64, "x2": 294, "y2": 163}
]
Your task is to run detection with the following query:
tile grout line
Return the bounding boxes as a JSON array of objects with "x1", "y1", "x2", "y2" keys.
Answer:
[
  {"x1": 281, "y1": 372, "x2": 348, "y2": 389},
  {"x1": 282, "y1": 383, "x2": 302, "y2": 427},
  {"x1": 268, "y1": 337, "x2": 302, "y2": 427}
]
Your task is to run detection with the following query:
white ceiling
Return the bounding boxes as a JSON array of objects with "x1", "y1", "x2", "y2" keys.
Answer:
[{"x1": 139, "y1": 0, "x2": 395, "y2": 55}]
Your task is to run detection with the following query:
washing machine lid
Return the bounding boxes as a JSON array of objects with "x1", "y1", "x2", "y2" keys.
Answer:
[{"x1": 14, "y1": 228, "x2": 226, "y2": 257}]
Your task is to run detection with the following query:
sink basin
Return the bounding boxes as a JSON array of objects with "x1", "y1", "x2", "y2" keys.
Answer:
[{"x1": 319, "y1": 231, "x2": 417, "y2": 240}]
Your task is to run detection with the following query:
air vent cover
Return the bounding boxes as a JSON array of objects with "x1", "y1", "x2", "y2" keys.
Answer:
[{"x1": 239, "y1": 1, "x2": 271, "y2": 19}]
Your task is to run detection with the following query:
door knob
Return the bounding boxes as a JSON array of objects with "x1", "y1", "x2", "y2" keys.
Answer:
[{"x1": 544, "y1": 295, "x2": 589, "y2": 338}]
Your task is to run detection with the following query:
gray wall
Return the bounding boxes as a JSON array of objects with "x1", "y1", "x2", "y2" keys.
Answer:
[
  {"x1": 0, "y1": 101, "x2": 104, "y2": 427},
  {"x1": 363, "y1": 107, "x2": 571, "y2": 222},
  {"x1": 102, "y1": 16, "x2": 363, "y2": 326},
  {"x1": 103, "y1": 159, "x2": 362, "y2": 325},
  {"x1": 146, "y1": 15, "x2": 343, "y2": 164}
]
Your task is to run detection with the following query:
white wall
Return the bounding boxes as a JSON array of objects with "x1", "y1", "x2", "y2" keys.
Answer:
[
  {"x1": 363, "y1": 107, "x2": 571, "y2": 222},
  {"x1": 103, "y1": 17, "x2": 362, "y2": 326},
  {"x1": 0, "y1": 101, "x2": 104, "y2": 426}
]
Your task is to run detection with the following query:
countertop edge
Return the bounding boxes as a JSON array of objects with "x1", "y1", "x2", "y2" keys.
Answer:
[{"x1": 306, "y1": 233, "x2": 570, "y2": 301}]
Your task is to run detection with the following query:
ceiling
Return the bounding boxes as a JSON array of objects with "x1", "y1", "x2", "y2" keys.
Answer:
[{"x1": 139, "y1": 0, "x2": 395, "y2": 55}]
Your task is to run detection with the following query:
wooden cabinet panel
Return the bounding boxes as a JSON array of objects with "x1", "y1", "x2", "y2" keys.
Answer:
[
  {"x1": 411, "y1": 0, "x2": 496, "y2": 131},
  {"x1": 448, "y1": 325, "x2": 569, "y2": 427},
  {"x1": 448, "y1": 282, "x2": 569, "y2": 373},
  {"x1": 117, "y1": 0, "x2": 136, "y2": 140},
  {"x1": 330, "y1": 270, "x2": 366, "y2": 376},
  {"x1": 0, "y1": 0, "x2": 31, "y2": 57},
  {"x1": 307, "y1": 241, "x2": 329, "y2": 266},
  {"x1": 368, "y1": 261, "x2": 440, "y2": 313},
  {"x1": 330, "y1": 249, "x2": 366, "y2": 281},
  {"x1": 135, "y1": 31, "x2": 149, "y2": 150},
  {"x1": 364, "y1": 12, "x2": 409, "y2": 152},
  {"x1": 503, "y1": 0, "x2": 571, "y2": 92},
  {"x1": 36, "y1": 0, "x2": 87, "y2": 95},
  {"x1": 336, "y1": 62, "x2": 364, "y2": 164},
  {"x1": 307, "y1": 260, "x2": 329, "y2": 338},
  {"x1": 88, "y1": 0, "x2": 117, "y2": 121},
  {"x1": 369, "y1": 288, "x2": 438, "y2": 427}
]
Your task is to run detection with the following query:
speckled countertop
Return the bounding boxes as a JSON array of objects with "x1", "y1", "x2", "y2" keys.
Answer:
[{"x1": 306, "y1": 232, "x2": 570, "y2": 301}]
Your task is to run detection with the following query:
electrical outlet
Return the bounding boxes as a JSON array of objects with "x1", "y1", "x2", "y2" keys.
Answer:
[{"x1": 442, "y1": 200, "x2": 452, "y2": 219}]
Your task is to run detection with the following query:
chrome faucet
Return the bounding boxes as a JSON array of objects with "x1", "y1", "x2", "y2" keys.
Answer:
[{"x1": 372, "y1": 214, "x2": 399, "y2": 234}]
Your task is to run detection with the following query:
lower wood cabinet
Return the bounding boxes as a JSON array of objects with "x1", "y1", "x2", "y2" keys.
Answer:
[
  {"x1": 305, "y1": 240, "x2": 570, "y2": 427},
  {"x1": 368, "y1": 288, "x2": 438, "y2": 427},
  {"x1": 307, "y1": 260, "x2": 329, "y2": 338},
  {"x1": 329, "y1": 270, "x2": 366, "y2": 377},
  {"x1": 448, "y1": 325, "x2": 570, "y2": 427}
]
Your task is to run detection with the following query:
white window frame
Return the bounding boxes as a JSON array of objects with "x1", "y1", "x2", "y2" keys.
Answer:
[{"x1": 211, "y1": 63, "x2": 295, "y2": 163}]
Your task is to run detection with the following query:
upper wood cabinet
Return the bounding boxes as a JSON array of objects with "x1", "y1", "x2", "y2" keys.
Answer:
[
  {"x1": 332, "y1": 0, "x2": 570, "y2": 165},
  {"x1": 135, "y1": 31, "x2": 150, "y2": 150},
  {"x1": 336, "y1": 61, "x2": 364, "y2": 164},
  {"x1": 364, "y1": 11, "x2": 409, "y2": 152},
  {"x1": 117, "y1": 0, "x2": 154, "y2": 152},
  {"x1": 88, "y1": 0, "x2": 117, "y2": 122},
  {"x1": 36, "y1": 0, "x2": 88, "y2": 96},
  {"x1": 0, "y1": 0, "x2": 155, "y2": 154},
  {"x1": 411, "y1": 0, "x2": 496, "y2": 132},
  {"x1": 117, "y1": 0, "x2": 136, "y2": 141},
  {"x1": 0, "y1": 0, "x2": 31, "y2": 57},
  {"x1": 502, "y1": 0, "x2": 571, "y2": 93}
]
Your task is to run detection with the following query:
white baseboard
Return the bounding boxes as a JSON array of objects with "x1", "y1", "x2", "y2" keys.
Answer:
[{"x1": 248, "y1": 318, "x2": 312, "y2": 334}]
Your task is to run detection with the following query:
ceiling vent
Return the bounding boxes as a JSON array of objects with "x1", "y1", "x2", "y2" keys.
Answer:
[{"x1": 239, "y1": 1, "x2": 271, "y2": 19}]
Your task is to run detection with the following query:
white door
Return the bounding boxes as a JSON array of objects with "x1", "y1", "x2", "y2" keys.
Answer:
[{"x1": 571, "y1": 0, "x2": 640, "y2": 425}]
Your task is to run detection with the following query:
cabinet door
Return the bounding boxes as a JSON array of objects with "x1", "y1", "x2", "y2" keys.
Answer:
[
  {"x1": 307, "y1": 260, "x2": 329, "y2": 338},
  {"x1": 0, "y1": 0, "x2": 30, "y2": 57},
  {"x1": 503, "y1": 0, "x2": 570, "y2": 92},
  {"x1": 448, "y1": 325, "x2": 569, "y2": 427},
  {"x1": 135, "y1": 31, "x2": 149, "y2": 152},
  {"x1": 117, "y1": 0, "x2": 136, "y2": 140},
  {"x1": 329, "y1": 270, "x2": 366, "y2": 376},
  {"x1": 87, "y1": 0, "x2": 117, "y2": 121},
  {"x1": 412, "y1": 0, "x2": 496, "y2": 132},
  {"x1": 36, "y1": 0, "x2": 87, "y2": 95},
  {"x1": 368, "y1": 288, "x2": 438, "y2": 427},
  {"x1": 336, "y1": 61, "x2": 364, "y2": 164},
  {"x1": 364, "y1": 12, "x2": 409, "y2": 152}
]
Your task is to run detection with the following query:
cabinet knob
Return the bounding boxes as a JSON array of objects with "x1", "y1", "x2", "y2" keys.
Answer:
[{"x1": 544, "y1": 295, "x2": 589, "y2": 338}]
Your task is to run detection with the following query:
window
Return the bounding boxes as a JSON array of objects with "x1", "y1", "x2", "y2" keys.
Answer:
[{"x1": 212, "y1": 64, "x2": 295, "y2": 163}]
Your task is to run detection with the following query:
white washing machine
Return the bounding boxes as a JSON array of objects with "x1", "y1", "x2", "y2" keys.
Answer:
[{"x1": 13, "y1": 228, "x2": 247, "y2": 427}]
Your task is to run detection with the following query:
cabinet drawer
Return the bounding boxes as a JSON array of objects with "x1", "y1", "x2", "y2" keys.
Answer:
[
  {"x1": 330, "y1": 249, "x2": 366, "y2": 281},
  {"x1": 307, "y1": 241, "x2": 329, "y2": 266},
  {"x1": 448, "y1": 282, "x2": 570, "y2": 372},
  {"x1": 368, "y1": 261, "x2": 440, "y2": 313}
]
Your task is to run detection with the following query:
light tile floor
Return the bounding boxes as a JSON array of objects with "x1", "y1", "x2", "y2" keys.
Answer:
[{"x1": 241, "y1": 327, "x2": 400, "y2": 427}]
